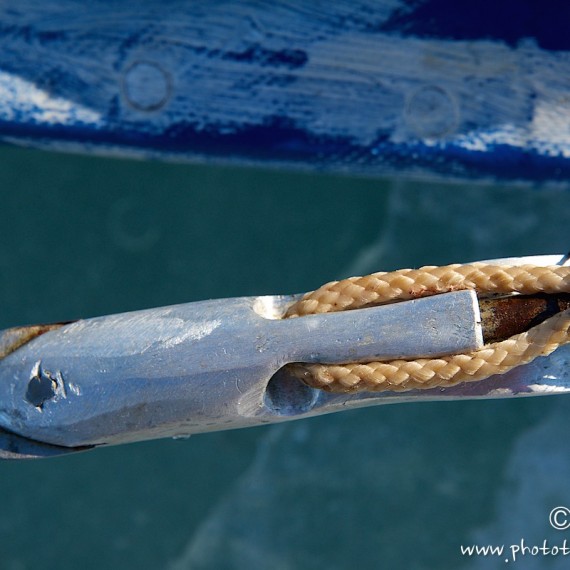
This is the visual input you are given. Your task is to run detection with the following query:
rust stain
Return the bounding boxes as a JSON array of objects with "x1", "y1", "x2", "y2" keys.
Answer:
[
  {"x1": 480, "y1": 294, "x2": 570, "y2": 343},
  {"x1": 0, "y1": 323, "x2": 69, "y2": 360}
]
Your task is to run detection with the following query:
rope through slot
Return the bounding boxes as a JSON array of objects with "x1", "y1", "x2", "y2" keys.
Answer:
[{"x1": 284, "y1": 263, "x2": 570, "y2": 392}]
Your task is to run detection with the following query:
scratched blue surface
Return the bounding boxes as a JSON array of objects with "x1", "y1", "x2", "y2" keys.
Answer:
[
  {"x1": 1, "y1": 146, "x2": 570, "y2": 569},
  {"x1": 2, "y1": 1, "x2": 570, "y2": 182}
]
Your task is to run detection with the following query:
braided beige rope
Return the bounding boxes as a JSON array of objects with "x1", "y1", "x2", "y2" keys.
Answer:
[{"x1": 286, "y1": 264, "x2": 570, "y2": 393}]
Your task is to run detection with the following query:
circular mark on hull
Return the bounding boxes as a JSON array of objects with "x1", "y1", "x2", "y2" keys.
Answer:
[
  {"x1": 123, "y1": 61, "x2": 171, "y2": 112},
  {"x1": 406, "y1": 85, "x2": 458, "y2": 138}
]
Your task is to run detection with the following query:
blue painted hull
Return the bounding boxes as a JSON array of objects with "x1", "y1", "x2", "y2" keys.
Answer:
[{"x1": 2, "y1": 0, "x2": 570, "y2": 182}]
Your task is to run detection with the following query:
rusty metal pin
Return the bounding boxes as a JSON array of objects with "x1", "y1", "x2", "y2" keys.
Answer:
[{"x1": 480, "y1": 294, "x2": 570, "y2": 343}]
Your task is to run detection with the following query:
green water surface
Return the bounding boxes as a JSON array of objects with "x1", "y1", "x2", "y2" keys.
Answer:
[{"x1": 0, "y1": 146, "x2": 569, "y2": 569}]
